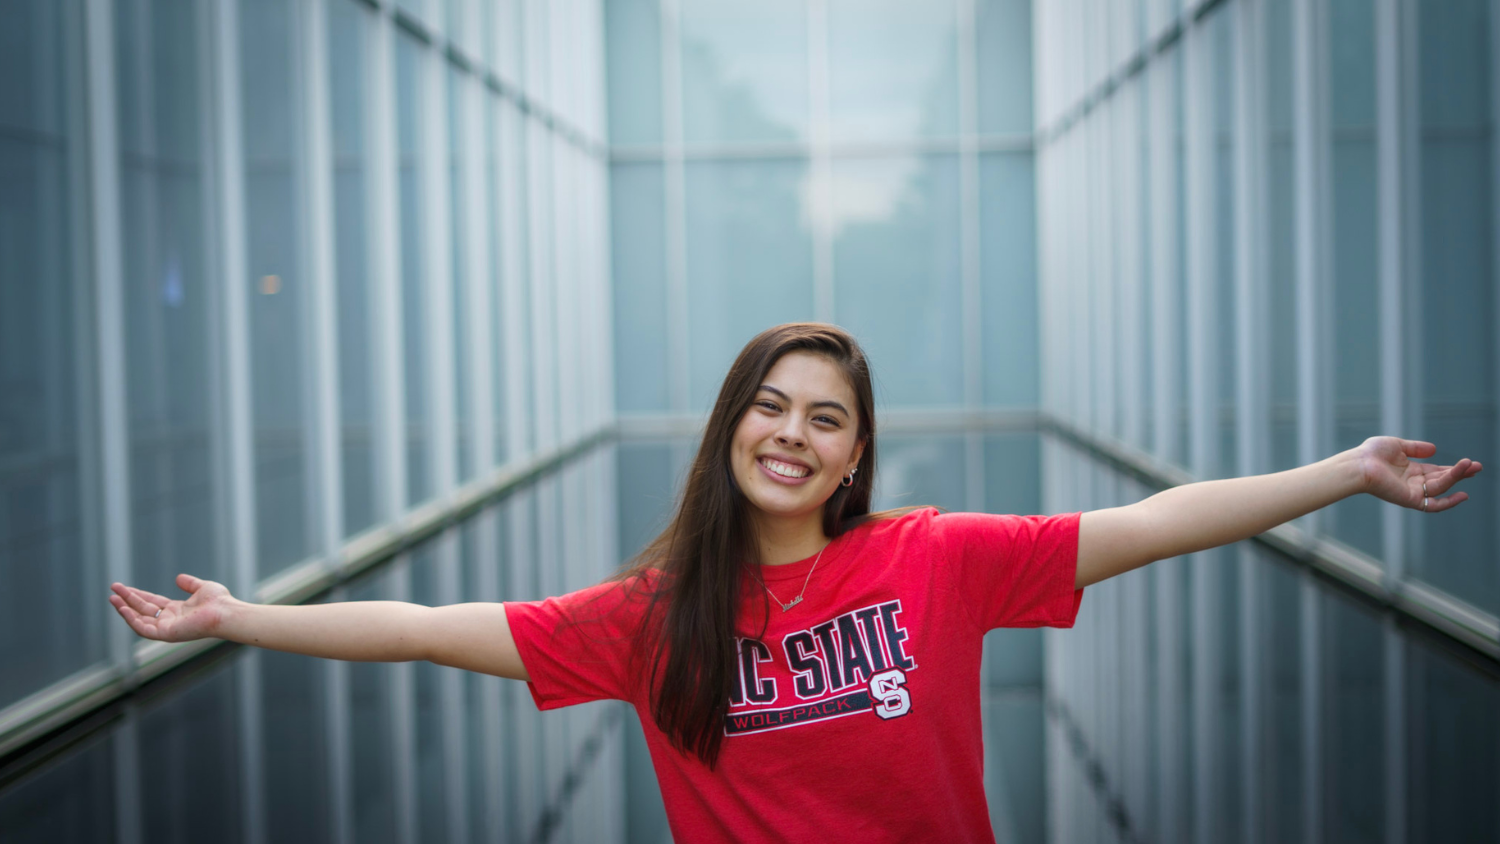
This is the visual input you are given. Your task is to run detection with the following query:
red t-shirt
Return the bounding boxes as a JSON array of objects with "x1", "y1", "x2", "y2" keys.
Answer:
[{"x1": 504, "y1": 507, "x2": 1084, "y2": 843}]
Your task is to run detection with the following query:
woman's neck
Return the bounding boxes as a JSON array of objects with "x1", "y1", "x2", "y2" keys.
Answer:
[{"x1": 753, "y1": 510, "x2": 830, "y2": 566}]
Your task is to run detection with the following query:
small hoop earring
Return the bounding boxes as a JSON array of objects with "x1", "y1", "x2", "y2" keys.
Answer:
[{"x1": 841, "y1": 467, "x2": 857, "y2": 488}]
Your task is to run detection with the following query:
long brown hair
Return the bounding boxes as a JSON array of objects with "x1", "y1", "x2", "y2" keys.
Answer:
[{"x1": 620, "y1": 323, "x2": 884, "y2": 767}]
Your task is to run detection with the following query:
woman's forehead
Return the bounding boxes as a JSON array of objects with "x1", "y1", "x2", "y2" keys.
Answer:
[{"x1": 760, "y1": 352, "x2": 856, "y2": 406}]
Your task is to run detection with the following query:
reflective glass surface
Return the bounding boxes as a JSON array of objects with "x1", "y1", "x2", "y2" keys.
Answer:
[
  {"x1": 241, "y1": 0, "x2": 311, "y2": 575},
  {"x1": 832, "y1": 155, "x2": 964, "y2": 408},
  {"x1": 610, "y1": 162, "x2": 669, "y2": 414},
  {"x1": 975, "y1": 0, "x2": 1032, "y2": 136},
  {"x1": 1411, "y1": 0, "x2": 1497, "y2": 612},
  {"x1": 684, "y1": 159, "x2": 815, "y2": 411},
  {"x1": 116, "y1": 0, "x2": 223, "y2": 613},
  {"x1": 396, "y1": 32, "x2": 429, "y2": 507},
  {"x1": 329, "y1": 0, "x2": 377, "y2": 536},
  {"x1": 681, "y1": 0, "x2": 808, "y2": 146},
  {"x1": 0, "y1": 0, "x2": 100, "y2": 710},
  {"x1": 604, "y1": 0, "x2": 661, "y2": 146},
  {"x1": 827, "y1": 0, "x2": 960, "y2": 143},
  {"x1": 979, "y1": 152, "x2": 1038, "y2": 408},
  {"x1": 1326, "y1": 0, "x2": 1382, "y2": 559}
]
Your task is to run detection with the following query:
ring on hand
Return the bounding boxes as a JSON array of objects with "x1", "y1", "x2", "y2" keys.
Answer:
[{"x1": 154, "y1": 608, "x2": 162, "y2": 619}]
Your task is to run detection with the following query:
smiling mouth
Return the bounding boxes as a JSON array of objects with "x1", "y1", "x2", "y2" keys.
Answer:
[{"x1": 758, "y1": 457, "x2": 812, "y2": 479}]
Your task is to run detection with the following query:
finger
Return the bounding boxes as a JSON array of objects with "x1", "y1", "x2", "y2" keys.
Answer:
[
  {"x1": 1428, "y1": 459, "x2": 1475, "y2": 496},
  {"x1": 1403, "y1": 439, "x2": 1437, "y2": 458},
  {"x1": 1426, "y1": 491, "x2": 1469, "y2": 513},
  {"x1": 176, "y1": 573, "x2": 204, "y2": 594},
  {"x1": 113, "y1": 599, "x2": 160, "y2": 639},
  {"x1": 118, "y1": 587, "x2": 162, "y2": 616}
]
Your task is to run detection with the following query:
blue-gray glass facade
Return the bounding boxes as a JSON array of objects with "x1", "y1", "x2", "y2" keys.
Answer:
[{"x1": 4, "y1": 0, "x2": 1500, "y2": 842}]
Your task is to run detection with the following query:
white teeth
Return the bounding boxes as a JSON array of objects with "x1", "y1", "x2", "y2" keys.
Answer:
[{"x1": 761, "y1": 458, "x2": 809, "y2": 479}]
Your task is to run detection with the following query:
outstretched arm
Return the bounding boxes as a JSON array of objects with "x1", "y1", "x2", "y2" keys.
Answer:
[
  {"x1": 109, "y1": 575, "x2": 529, "y2": 681},
  {"x1": 1074, "y1": 436, "x2": 1482, "y2": 590}
]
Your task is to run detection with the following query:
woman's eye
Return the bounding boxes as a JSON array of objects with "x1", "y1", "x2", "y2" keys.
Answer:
[
  {"x1": 757, "y1": 400, "x2": 780, "y2": 411},
  {"x1": 815, "y1": 416, "x2": 839, "y2": 426}
]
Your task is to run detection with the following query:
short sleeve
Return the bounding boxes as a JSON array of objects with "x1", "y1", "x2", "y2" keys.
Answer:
[
  {"x1": 932, "y1": 510, "x2": 1085, "y2": 631},
  {"x1": 504, "y1": 578, "x2": 649, "y2": 710}
]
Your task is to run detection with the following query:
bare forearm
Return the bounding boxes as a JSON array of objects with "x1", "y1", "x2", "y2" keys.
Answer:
[
  {"x1": 1078, "y1": 449, "x2": 1368, "y2": 588},
  {"x1": 1138, "y1": 449, "x2": 1367, "y2": 561},
  {"x1": 218, "y1": 599, "x2": 434, "y2": 663}
]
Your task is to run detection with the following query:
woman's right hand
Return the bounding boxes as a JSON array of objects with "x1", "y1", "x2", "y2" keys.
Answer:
[{"x1": 109, "y1": 574, "x2": 236, "y2": 643}]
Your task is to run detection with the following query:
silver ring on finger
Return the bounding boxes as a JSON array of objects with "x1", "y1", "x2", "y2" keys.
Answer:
[
  {"x1": 154, "y1": 608, "x2": 163, "y2": 619},
  {"x1": 1422, "y1": 496, "x2": 1428, "y2": 512}
]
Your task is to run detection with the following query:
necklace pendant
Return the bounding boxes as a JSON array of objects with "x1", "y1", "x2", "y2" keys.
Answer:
[{"x1": 781, "y1": 596, "x2": 801, "y2": 611}]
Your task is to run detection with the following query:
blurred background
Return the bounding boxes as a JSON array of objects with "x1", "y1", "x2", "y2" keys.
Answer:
[{"x1": 1, "y1": 0, "x2": 1498, "y2": 841}]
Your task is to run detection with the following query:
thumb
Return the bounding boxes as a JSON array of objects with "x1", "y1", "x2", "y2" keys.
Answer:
[{"x1": 176, "y1": 573, "x2": 202, "y2": 593}]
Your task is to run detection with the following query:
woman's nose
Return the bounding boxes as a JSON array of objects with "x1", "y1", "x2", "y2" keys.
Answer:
[{"x1": 775, "y1": 427, "x2": 805, "y2": 449}]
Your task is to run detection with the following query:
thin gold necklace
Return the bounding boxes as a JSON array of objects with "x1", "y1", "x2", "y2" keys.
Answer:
[{"x1": 753, "y1": 544, "x2": 826, "y2": 612}]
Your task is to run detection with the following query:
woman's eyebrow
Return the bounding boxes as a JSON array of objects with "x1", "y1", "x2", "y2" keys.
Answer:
[{"x1": 757, "y1": 385, "x2": 849, "y2": 417}]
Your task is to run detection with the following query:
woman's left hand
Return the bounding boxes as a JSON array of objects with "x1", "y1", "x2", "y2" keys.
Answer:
[{"x1": 1356, "y1": 437, "x2": 1483, "y2": 513}]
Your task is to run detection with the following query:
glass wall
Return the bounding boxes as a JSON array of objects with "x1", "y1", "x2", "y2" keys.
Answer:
[
  {"x1": 608, "y1": 0, "x2": 1039, "y2": 418},
  {"x1": 0, "y1": 0, "x2": 612, "y2": 765},
  {"x1": 1035, "y1": 0, "x2": 1500, "y2": 628}
]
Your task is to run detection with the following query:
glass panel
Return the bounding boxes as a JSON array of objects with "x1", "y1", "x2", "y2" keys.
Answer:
[
  {"x1": 115, "y1": 0, "x2": 224, "y2": 606},
  {"x1": 450, "y1": 66, "x2": 472, "y2": 484},
  {"x1": 138, "y1": 671, "x2": 241, "y2": 841},
  {"x1": 329, "y1": 0, "x2": 377, "y2": 536},
  {"x1": 1321, "y1": 591, "x2": 1384, "y2": 843},
  {"x1": 1265, "y1": 0, "x2": 1298, "y2": 474},
  {"x1": 1211, "y1": 11, "x2": 1236, "y2": 482},
  {"x1": 396, "y1": 32, "x2": 430, "y2": 506},
  {"x1": 604, "y1": 0, "x2": 662, "y2": 146},
  {"x1": 874, "y1": 435, "x2": 966, "y2": 511},
  {"x1": 684, "y1": 159, "x2": 815, "y2": 410},
  {"x1": 832, "y1": 155, "x2": 963, "y2": 408},
  {"x1": 979, "y1": 152, "x2": 1038, "y2": 407},
  {"x1": 610, "y1": 162, "x2": 669, "y2": 414},
  {"x1": 347, "y1": 569, "x2": 399, "y2": 844},
  {"x1": 240, "y1": 0, "x2": 310, "y2": 575},
  {"x1": 262, "y1": 649, "x2": 331, "y2": 836},
  {"x1": 0, "y1": 734, "x2": 114, "y2": 841},
  {"x1": 488, "y1": 95, "x2": 510, "y2": 466},
  {"x1": 681, "y1": 0, "x2": 808, "y2": 146},
  {"x1": 828, "y1": 0, "x2": 959, "y2": 143},
  {"x1": 1326, "y1": 0, "x2": 1382, "y2": 559},
  {"x1": 0, "y1": 0, "x2": 99, "y2": 709},
  {"x1": 1411, "y1": 0, "x2": 1497, "y2": 612},
  {"x1": 616, "y1": 443, "x2": 675, "y2": 561},
  {"x1": 1261, "y1": 556, "x2": 1303, "y2": 841},
  {"x1": 1407, "y1": 633, "x2": 1500, "y2": 839},
  {"x1": 410, "y1": 544, "x2": 451, "y2": 841},
  {"x1": 975, "y1": 0, "x2": 1032, "y2": 136}
]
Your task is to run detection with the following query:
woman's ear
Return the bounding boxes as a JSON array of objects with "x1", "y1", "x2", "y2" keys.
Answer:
[{"x1": 849, "y1": 438, "x2": 867, "y2": 474}]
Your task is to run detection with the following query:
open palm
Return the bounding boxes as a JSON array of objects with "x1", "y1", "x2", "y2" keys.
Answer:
[
  {"x1": 1356, "y1": 437, "x2": 1482, "y2": 513},
  {"x1": 108, "y1": 574, "x2": 234, "y2": 643}
]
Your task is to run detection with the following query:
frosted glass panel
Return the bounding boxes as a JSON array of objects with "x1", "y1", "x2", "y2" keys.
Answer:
[
  {"x1": 604, "y1": 0, "x2": 662, "y2": 146},
  {"x1": 1327, "y1": 0, "x2": 1381, "y2": 559},
  {"x1": 115, "y1": 0, "x2": 223, "y2": 610},
  {"x1": 828, "y1": 0, "x2": 959, "y2": 143},
  {"x1": 681, "y1": 0, "x2": 808, "y2": 145},
  {"x1": 684, "y1": 159, "x2": 815, "y2": 411},
  {"x1": 975, "y1": 0, "x2": 1032, "y2": 136},
  {"x1": 1411, "y1": 0, "x2": 1497, "y2": 612},
  {"x1": 979, "y1": 152, "x2": 1037, "y2": 407},
  {"x1": 240, "y1": 0, "x2": 310, "y2": 575},
  {"x1": 0, "y1": 0, "x2": 101, "y2": 711},
  {"x1": 397, "y1": 33, "x2": 429, "y2": 506},
  {"x1": 610, "y1": 162, "x2": 670, "y2": 413},
  {"x1": 832, "y1": 155, "x2": 963, "y2": 408},
  {"x1": 330, "y1": 0, "x2": 376, "y2": 536}
]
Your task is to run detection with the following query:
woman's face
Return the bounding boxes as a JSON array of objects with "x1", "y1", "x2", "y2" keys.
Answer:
[{"x1": 729, "y1": 351, "x2": 866, "y2": 527}]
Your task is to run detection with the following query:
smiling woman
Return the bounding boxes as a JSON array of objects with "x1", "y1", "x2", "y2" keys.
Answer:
[{"x1": 109, "y1": 322, "x2": 1481, "y2": 844}]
